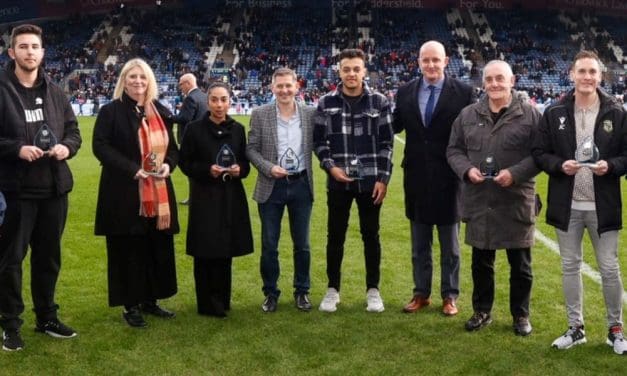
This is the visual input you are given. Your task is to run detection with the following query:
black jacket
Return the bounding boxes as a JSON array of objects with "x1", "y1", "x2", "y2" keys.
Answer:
[
  {"x1": 0, "y1": 62, "x2": 81, "y2": 195},
  {"x1": 532, "y1": 89, "x2": 627, "y2": 234},
  {"x1": 393, "y1": 75, "x2": 475, "y2": 224},
  {"x1": 172, "y1": 87, "x2": 208, "y2": 142},
  {"x1": 93, "y1": 93, "x2": 180, "y2": 235}
]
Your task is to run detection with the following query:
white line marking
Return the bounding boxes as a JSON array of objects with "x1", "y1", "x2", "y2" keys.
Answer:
[{"x1": 395, "y1": 133, "x2": 627, "y2": 304}]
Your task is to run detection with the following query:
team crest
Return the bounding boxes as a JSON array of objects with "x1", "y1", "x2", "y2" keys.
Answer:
[
  {"x1": 603, "y1": 120, "x2": 613, "y2": 133},
  {"x1": 35, "y1": 97, "x2": 43, "y2": 105},
  {"x1": 558, "y1": 116, "x2": 566, "y2": 130}
]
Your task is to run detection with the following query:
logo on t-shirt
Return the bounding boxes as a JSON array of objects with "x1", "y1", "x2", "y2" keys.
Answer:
[{"x1": 24, "y1": 109, "x2": 44, "y2": 123}]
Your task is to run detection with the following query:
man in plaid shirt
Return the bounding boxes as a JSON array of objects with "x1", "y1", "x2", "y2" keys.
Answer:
[{"x1": 313, "y1": 48, "x2": 394, "y2": 313}]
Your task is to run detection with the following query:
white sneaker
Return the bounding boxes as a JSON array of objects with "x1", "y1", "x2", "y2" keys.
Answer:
[
  {"x1": 552, "y1": 326, "x2": 587, "y2": 349},
  {"x1": 366, "y1": 288, "x2": 384, "y2": 313},
  {"x1": 319, "y1": 288, "x2": 340, "y2": 312},
  {"x1": 607, "y1": 326, "x2": 627, "y2": 355}
]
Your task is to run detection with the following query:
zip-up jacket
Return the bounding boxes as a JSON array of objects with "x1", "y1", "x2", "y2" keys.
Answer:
[{"x1": 532, "y1": 88, "x2": 627, "y2": 234}]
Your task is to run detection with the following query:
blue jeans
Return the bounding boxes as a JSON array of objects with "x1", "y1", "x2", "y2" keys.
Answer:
[{"x1": 258, "y1": 175, "x2": 312, "y2": 298}]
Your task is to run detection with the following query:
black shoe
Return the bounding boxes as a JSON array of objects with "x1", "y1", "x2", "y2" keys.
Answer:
[
  {"x1": 140, "y1": 302, "x2": 176, "y2": 318},
  {"x1": 513, "y1": 316, "x2": 533, "y2": 336},
  {"x1": 2, "y1": 329, "x2": 24, "y2": 351},
  {"x1": 465, "y1": 312, "x2": 493, "y2": 331},
  {"x1": 35, "y1": 319, "x2": 77, "y2": 338},
  {"x1": 261, "y1": 295, "x2": 278, "y2": 312},
  {"x1": 123, "y1": 307, "x2": 147, "y2": 328},
  {"x1": 295, "y1": 294, "x2": 312, "y2": 311}
]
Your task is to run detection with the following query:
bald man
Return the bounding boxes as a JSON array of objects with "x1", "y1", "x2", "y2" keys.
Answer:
[
  {"x1": 447, "y1": 60, "x2": 540, "y2": 335},
  {"x1": 173, "y1": 73, "x2": 208, "y2": 143},
  {"x1": 393, "y1": 40, "x2": 475, "y2": 316}
]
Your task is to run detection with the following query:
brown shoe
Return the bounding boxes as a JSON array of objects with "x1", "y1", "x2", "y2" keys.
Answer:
[
  {"x1": 442, "y1": 298, "x2": 458, "y2": 316},
  {"x1": 403, "y1": 295, "x2": 431, "y2": 313}
]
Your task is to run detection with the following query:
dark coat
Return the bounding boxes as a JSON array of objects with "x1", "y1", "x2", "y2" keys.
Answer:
[
  {"x1": 0, "y1": 63, "x2": 81, "y2": 195},
  {"x1": 179, "y1": 114, "x2": 254, "y2": 259},
  {"x1": 447, "y1": 92, "x2": 541, "y2": 250},
  {"x1": 93, "y1": 93, "x2": 180, "y2": 235},
  {"x1": 172, "y1": 87, "x2": 208, "y2": 142},
  {"x1": 393, "y1": 75, "x2": 475, "y2": 224},
  {"x1": 532, "y1": 89, "x2": 627, "y2": 234}
]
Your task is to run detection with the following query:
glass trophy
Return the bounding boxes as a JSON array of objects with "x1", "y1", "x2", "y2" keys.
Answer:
[
  {"x1": 280, "y1": 147, "x2": 300, "y2": 174},
  {"x1": 479, "y1": 154, "x2": 500, "y2": 179},
  {"x1": 142, "y1": 151, "x2": 161, "y2": 176},
  {"x1": 575, "y1": 136, "x2": 600, "y2": 168},
  {"x1": 346, "y1": 157, "x2": 364, "y2": 180},
  {"x1": 33, "y1": 124, "x2": 58, "y2": 153},
  {"x1": 216, "y1": 144, "x2": 237, "y2": 170}
]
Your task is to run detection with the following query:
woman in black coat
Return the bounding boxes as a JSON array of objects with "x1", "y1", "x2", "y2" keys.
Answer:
[
  {"x1": 179, "y1": 82, "x2": 253, "y2": 317},
  {"x1": 93, "y1": 58, "x2": 179, "y2": 328}
]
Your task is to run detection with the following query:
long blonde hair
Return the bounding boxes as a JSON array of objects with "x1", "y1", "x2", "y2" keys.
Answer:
[{"x1": 113, "y1": 58, "x2": 159, "y2": 104}]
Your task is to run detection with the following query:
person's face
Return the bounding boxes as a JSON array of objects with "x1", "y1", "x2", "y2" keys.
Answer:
[
  {"x1": 272, "y1": 74, "x2": 298, "y2": 106},
  {"x1": 570, "y1": 57, "x2": 601, "y2": 96},
  {"x1": 124, "y1": 66, "x2": 148, "y2": 100},
  {"x1": 419, "y1": 44, "x2": 448, "y2": 84},
  {"x1": 8, "y1": 33, "x2": 44, "y2": 73},
  {"x1": 208, "y1": 87, "x2": 230, "y2": 122},
  {"x1": 339, "y1": 57, "x2": 366, "y2": 91},
  {"x1": 483, "y1": 63, "x2": 514, "y2": 103},
  {"x1": 178, "y1": 79, "x2": 191, "y2": 95}
]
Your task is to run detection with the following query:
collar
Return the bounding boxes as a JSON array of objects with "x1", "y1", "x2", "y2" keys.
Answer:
[{"x1": 421, "y1": 77, "x2": 445, "y2": 91}]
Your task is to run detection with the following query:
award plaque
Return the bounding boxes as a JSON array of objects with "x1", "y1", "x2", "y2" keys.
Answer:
[
  {"x1": 142, "y1": 151, "x2": 161, "y2": 176},
  {"x1": 33, "y1": 124, "x2": 58, "y2": 152},
  {"x1": 346, "y1": 157, "x2": 364, "y2": 180},
  {"x1": 479, "y1": 155, "x2": 500, "y2": 179},
  {"x1": 575, "y1": 136, "x2": 600, "y2": 168},
  {"x1": 280, "y1": 147, "x2": 300, "y2": 174},
  {"x1": 216, "y1": 144, "x2": 236, "y2": 169}
]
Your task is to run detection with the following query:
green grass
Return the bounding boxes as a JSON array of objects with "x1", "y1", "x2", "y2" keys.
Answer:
[{"x1": 2, "y1": 115, "x2": 626, "y2": 375}]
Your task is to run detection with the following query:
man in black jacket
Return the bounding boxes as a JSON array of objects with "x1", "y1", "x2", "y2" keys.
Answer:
[
  {"x1": 393, "y1": 40, "x2": 475, "y2": 316},
  {"x1": 532, "y1": 50, "x2": 627, "y2": 355},
  {"x1": 173, "y1": 73, "x2": 207, "y2": 204},
  {"x1": 0, "y1": 24, "x2": 81, "y2": 352}
]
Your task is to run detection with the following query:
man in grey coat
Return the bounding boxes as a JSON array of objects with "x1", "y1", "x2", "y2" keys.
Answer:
[
  {"x1": 246, "y1": 67, "x2": 316, "y2": 312},
  {"x1": 447, "y1": 60, "x2": 541, "y2": 336}
]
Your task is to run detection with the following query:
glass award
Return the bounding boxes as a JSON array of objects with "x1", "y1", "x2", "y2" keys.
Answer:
[
  {"x1": 142, "y1": 151, "x2": 161, "y2": 176},
  {"x1": 280, "y1": 147, "x2": 300, "y2": 174},
  {"x1": 216, "y1": 144, "x2": 236, "y2": 170},
  {"x1": 33, "y1": 124, "x2": 58, "y2": 153},
  {"x1": 575, "y1": 136, "x2": 600, "y2": 168},
  {"x1": 479, "y1": 154, "x2": 500, "y2": 179},
  {"x1": 346, "y1": 157, "x2": 364, "y2": 180}
]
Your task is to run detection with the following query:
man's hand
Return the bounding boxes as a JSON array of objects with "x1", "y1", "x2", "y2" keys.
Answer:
[
  {"x1": 48, "y1": 144, "x2": 70, "y2": 161},
  {"x1": 19, "y1": 145, "x2": 45, "y2": 162},
  {"x1": 372, "y1": 181, "x2": 387, "y2": 205},
  {"x1": 562, "y1": 160, "x2": 580, "y2": 175},
  {"x1": 329, "y1": 166, "x2": 354, "y2": 183},
  {"x1": 494, "y1": 169, "x2": 514, "y2": 188},
  {"x1": 270, "y1": 165, "x2": 288, "y2": 178},
  {"x1": 590, "y1": 160, "x2": 609, "y2": 176},
  {"x1": 467, "y1": 167, "x2": 485, "y2": 184}
]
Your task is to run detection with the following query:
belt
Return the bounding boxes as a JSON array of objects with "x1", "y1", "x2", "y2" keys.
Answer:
[{"x1": 284, "y1": 170, "x2": 307, "y2": 182}]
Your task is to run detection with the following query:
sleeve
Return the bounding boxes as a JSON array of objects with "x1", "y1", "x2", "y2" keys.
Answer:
[
  {"x1": 376, "y1": 96, "x2": 394, "y2": 184},
  {"x1": 92, "y1": 104, "x2": 140, "y2": 179},
  {"x1": 245, "y1": 109, "x2": 274, "y2": 177},
  {"x1": 605, "y1": 109, "x2": 627, "y2": 176},
  {"x1": 312, "y1": 100, "x2": 335, "y2": 171},
  {"x1": 507, "y1": 107, "x2": 541, "y2": 184},
  {"x1": 60, "y1": 99, "x2": 82, "y2": 158},
  {"x1": 531, "y1": 108, "x2": 567, "y2": 176},
  {"x1": 446, "y1": 111, "x2": 474, "y2": 180},
  {"x1": 172, "y1": 96, "x2": 196, "y2": 125}
]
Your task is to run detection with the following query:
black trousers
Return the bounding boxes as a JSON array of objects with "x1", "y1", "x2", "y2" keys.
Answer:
[
  {"x1": 193, "y1": 257, "x2": 232, "y2": 316},
  {"x1": 106, "y1": 230, "x2": 177, "y2": 308},
  {"x1": 326, "y1": 189, "x2": 382, "y2": 291},
  {"x1": 0, "y1": 195, "x2": 67, "y2": 330},
  {"x1": 471, "y1": 247, "x2": 533, "y2": 318}
]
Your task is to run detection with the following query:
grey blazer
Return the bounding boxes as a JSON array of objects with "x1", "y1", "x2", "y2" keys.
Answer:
[{"x1": 246, "y1": 102, "x2": 315, "y2": 203}]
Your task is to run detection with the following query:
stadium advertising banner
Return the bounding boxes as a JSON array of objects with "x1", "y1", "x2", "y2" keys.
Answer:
[{"x1": 0, "y1": 0, "x2": 37, "y2": 24}]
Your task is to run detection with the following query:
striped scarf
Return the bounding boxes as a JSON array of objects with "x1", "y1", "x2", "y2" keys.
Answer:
[{"x1": 138, "y1": 101, "x2": 171, "y2": 230}]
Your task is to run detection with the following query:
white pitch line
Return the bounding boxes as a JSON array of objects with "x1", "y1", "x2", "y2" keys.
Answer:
[{"x1": 395, "y1": 133, "x2": 627, "y2": 304}]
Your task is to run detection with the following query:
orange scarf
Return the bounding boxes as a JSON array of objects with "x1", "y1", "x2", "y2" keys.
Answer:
[{"x1": 137, "y1": 101, "x2": 171, "y2": 230}]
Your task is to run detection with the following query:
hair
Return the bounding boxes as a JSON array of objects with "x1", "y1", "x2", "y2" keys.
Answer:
[
  {"x1": 338, "y1": 48, "x2": 366, "y2": 64},
  {"x1": 272, "y1": 67, "x2": 297, "y2": 84},
  {"x1": 571, "y1": 50, "x2": 602, "y2": 71},
  {"x1": 207, "y1": 81, "x2": 232, "y2": 98},
  {"x1": 113, "y1": 58, "x2": 159, "y2": 103},
  {"x1": 10, "y1": 24, "x2": 43, "y2": 48},
  {"x1": 482, "y1": 59, "x2": 514, "y2": 81}
]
